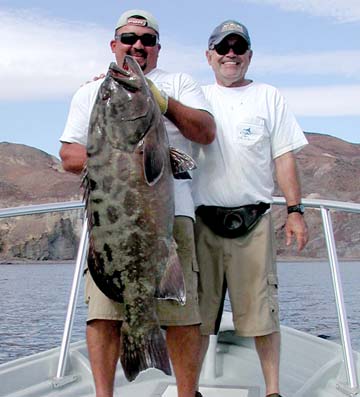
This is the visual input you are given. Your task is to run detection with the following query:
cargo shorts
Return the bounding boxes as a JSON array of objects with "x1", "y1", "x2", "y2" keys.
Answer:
[
  {"x1": 85, "y1": 216, "x2": 201, "y2": 326},
  {"x1": 194, "y1": 212, "x2": 280, "y2": 337}
]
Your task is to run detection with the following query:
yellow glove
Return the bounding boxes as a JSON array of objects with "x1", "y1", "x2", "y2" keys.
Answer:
[{"x1": 146, "y1": 78, "x2": 169, "y2": 114}]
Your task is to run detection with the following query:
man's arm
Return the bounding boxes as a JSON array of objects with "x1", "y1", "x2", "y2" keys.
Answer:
[
  {"x1": 146, "y1": 78, "x2": 216, "y2": 145},
  {"x1": 59, "y1": 107, "x2": 214, "y2": 174},
  {"x1": 165, "y1": 97, "x2": 216, "y2": 144},
  {"x1": 59, "y1": 142, "x2": 87, "y2": 174},
  {"x1": 274, "y1": 151, "x2": 309, "y2": 252}
]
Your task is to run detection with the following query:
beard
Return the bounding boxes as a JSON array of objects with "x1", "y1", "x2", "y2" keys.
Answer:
[{"x1": 127, "y1": 49, "x2": 147, "y2": 71}]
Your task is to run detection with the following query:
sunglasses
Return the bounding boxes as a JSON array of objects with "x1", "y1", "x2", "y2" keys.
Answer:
[
  {"x1": 212, "y1": 40, "x2": 249, "y2": 56},
  {"x1": 115, "y1": 32, "x2": 158, "y2": 47}
]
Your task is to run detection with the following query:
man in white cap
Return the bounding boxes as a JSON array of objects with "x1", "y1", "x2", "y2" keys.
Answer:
[
  {"x1": 59, "y1": 9, "x2": 215, "y2": 397},
  {"x1": 193, "y1": 20, "x2": 309, "y2": 397}
]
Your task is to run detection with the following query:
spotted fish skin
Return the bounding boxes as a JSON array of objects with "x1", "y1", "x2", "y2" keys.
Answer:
[{"x1": 83, "y1": 56, "x2": 185, "y2": 381}]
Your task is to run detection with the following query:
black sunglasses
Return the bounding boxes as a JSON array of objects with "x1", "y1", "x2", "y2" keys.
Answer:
[
  {"x1": 213, "y1": 40, "x2": 249, "y2": 56},
  {"x1": 115, "y1": 32, "x2": 158, "y2": 47}
]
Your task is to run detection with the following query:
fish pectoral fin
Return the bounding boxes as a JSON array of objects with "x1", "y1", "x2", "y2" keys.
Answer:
[
  {"x1": 169, "y1": 146, "x2": 197, "y2": 178},
  {"x1": 155, "y1": 240, "x2": 186, "y2": 304},
  {"x1": 143, "y1": 142, "x2": 165, "y2": 186},
  {"x1": 120, "y1": 325, "x2": 171, "y2": 381}
]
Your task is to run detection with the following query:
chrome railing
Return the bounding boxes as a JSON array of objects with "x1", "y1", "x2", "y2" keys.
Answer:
[
  {"x1": 0, "y1": 200, "x2": 86, "y2": 387},
  {"x1": 0, "y1": 200, "x2": 84, "y2": 218},
  {"x1": 273, "y1": 197, "x2": 360, "y2": 396},
  {"x1": 1, "y1": 198, "x2": 360, "y2": 394}
]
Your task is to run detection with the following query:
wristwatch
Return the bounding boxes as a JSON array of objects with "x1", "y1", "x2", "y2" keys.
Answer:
[{"x1": 287, "y1": 204, "x2": 305, "y2": 215}]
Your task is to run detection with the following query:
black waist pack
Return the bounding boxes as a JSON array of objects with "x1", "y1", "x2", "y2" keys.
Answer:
[{"x1": 196, "y1": 202, "x2": 270, "y2": 239}]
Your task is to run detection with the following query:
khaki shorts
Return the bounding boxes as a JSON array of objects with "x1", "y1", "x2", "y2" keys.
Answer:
[
  {"x1": 194, "y1": 212, "x2": 280, "y2": 337},
  {"x1": 85, "y1": 216, "x2": 201, "y2": 326}
]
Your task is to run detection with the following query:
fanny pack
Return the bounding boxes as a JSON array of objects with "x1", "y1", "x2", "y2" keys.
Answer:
[{"x1": 196, "y1": 202, "x2": 270, "y2": 239}]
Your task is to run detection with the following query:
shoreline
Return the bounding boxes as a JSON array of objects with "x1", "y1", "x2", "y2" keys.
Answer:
[
  {"x1": 0, "y1": 259, "x2": 76, "y2": 265},
  {"x1": 1, "y1": 257, "x2": 360, "y2": 265}
]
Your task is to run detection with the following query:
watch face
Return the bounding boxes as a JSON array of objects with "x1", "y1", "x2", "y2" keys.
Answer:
[{"x1": 288, "y1": 204, "x2": 305, "y2": 214}]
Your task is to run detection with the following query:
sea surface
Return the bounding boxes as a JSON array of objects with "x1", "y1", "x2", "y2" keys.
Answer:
[{"x1": 0, "y1": 261, "x2": 359, "y2": 365}]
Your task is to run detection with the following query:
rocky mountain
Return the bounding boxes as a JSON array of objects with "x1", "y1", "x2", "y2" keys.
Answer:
[
  {"x1": 0, "y1": 142, "x2": 82, "y2": 261},
  {"x1": 273, "y1": 133, "x2": 360, "y2": 259},
  {"x1": 0, "y1": 134, "x2": 359, "y2": 261}
]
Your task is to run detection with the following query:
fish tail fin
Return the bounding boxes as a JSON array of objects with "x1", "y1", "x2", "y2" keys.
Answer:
[
  {"x1": 156, "y1": 240, "x2": 186, "y2": 304},
  {"x1": 120, "y1": 326, "x2": 171, "y2": 381}
]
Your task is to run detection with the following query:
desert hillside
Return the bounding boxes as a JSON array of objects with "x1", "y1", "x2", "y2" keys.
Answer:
[{"x1": 0, "y1": 134, "x2": 359, "y2": 261}]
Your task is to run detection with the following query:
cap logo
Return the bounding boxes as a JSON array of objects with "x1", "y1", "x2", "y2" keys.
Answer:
[
  {"x1": 221, "y1": 22, "x2": 244, "y2": 34},
  {"x1": 127, "y1": 17, "x2": 148, "y2": 27}
]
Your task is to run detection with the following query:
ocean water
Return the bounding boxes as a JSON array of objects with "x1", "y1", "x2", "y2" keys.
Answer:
[{"x1": 0, "y1": 261, "x2": 359, "y2": 365}]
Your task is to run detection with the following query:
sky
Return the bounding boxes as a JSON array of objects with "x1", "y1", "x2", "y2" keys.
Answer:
[{"x1": 1, "y1": 0, "x2": 359, "y2": 158}]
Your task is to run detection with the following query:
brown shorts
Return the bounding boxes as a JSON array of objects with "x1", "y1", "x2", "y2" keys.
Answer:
[
  {"x1": 194, "y1": 212, "x2": 280, "y2": 337},
  {"x1": 85, "y1": 216, "x2": 201, "y2": 326}
]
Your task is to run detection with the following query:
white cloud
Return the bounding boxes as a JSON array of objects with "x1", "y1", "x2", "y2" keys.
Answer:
[
  {"x1": 252, "y1": 50, "x2": 360, "y2": 78},
  {"x1": 0, "y1": 8, "x2": 213, "y2": 101},
  {"x1": 281, "y1": 85, "x2": 360, "y2": 116},
  {"x1": 244, "y1": 0, "x2": 360, "y2": 22},
  {"x1": 0, "y1": 9, "x2": 111, "y2": 100},
  {"x1": 1, "y1": 8, "x2": 360, "y2": 118}
]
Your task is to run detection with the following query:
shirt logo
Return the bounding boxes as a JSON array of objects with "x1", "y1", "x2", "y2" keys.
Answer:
[{"x1": 240, "y1": 127, "x2": 252, "y2": 139}]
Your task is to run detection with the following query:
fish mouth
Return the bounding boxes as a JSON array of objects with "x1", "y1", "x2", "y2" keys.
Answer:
[
  {"x1": 109, "y1": 56, "x2": 142, "y2": 77},
  {"x1": 107, "y1": 56, "x2": 143, "y2": 89},
  {"x1": 122, "y1": 58, "x2": 130, "y2": 72},
  {"x1": 108, "y1": 61, "x2": 131, "y2": 78}
]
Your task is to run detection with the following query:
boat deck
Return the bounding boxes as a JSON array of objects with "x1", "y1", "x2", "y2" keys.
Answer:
[{"x1": 1, "y1": 314, "x2": 359, "y2": 397}]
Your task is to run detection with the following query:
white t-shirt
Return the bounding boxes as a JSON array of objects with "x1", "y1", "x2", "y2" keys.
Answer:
[
  {"x1": 60, "y1": 67, "x2": 211, "y2": 220},
  {"x1": 193, "y1": 82, "x2": 308, "y2": 208}
]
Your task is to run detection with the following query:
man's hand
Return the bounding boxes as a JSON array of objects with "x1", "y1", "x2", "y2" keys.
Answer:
[
  {"x1": 82, "y1": 73, "x2": 105, "y2": 87},
  {"x1": 59, "y1": 142, "x2": 87, "y2": 174},
  {"x1": 285, "y1": 213, "x2": 309, "y2": 252},
  {"x1": 146, "y1": 78, "x2": 168, "y2": 114}
]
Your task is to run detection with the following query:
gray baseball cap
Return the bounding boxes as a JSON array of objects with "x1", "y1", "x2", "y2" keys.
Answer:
[
  {"x1": 208, "y1": 20, "x2": 251, "y2": 49},
  {"x1": 115, "y1": 9, "x2": 159, "y2": 34}
]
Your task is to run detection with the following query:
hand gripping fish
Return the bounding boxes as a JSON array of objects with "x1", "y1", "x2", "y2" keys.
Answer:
[{"x1": 82, "y1": 56, "x2": 195, "y2": 382}]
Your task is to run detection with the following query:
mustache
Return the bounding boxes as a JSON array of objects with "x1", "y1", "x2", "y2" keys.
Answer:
[{"x1": 128, "y1": 49, "x2": 147, "y2": 57}]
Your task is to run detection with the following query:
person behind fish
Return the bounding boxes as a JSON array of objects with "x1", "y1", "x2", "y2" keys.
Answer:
[
  {"x1": 192, "y1": 20, "x2": 309, "y2": 397},
  {"x1": 59, "y1": 9, "x2": 215, "y2": 397}
]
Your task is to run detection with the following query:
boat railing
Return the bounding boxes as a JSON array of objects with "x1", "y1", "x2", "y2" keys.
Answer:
[{"x1": 1, "y1": 197, "x2": 360, "y2": 395}]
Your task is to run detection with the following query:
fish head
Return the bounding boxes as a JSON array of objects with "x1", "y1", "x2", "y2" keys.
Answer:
[{"x1": 90, "y1": 57, "x2": 156, "y2": 153}]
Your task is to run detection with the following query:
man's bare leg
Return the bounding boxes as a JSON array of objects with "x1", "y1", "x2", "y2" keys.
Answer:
[
  {"x1": 255, "y1": 332, "x2": 281, "y2": 396},
  {"x1": 166, "y1": 325, "x2": 202, "y2": 397},
  {"x1": 193, "y1": 334, "x2": 210, "y2": 395},
  {"x1": 86, "y1": 319, "x2": 121, "y2": 397}
]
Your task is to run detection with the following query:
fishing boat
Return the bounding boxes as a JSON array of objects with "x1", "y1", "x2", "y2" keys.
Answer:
[{"x1": 0, "y1": 198, "x2": 359, "y2": 397}]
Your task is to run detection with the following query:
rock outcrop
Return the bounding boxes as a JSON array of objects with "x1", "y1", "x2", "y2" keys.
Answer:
[
  {"x1": 0, "y1": 135, "x2": 359, "y2": 261},
  {"x1": 273, "y1": 133, "x2": 360, "y2": 259},
  {"x1": 0, "y1": 142, "x2": 82, "y2": 261}
]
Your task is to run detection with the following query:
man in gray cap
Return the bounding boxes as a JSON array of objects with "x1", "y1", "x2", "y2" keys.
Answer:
[
  {"x1": 59, "y1": 9, "x2": 215, "y2": 397},
  {"x1": 193, "y1": 20, "x2": 309, "y2": 397}
]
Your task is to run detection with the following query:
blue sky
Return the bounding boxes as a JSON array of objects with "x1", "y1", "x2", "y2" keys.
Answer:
[{"x1": 1, "y1": 0, "x2": 359, "y2": 158}]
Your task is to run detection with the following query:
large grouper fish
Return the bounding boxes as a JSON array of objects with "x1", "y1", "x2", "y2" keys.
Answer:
[{"x1": 83, "y1": 56, "x2": 195, "y2": 381}]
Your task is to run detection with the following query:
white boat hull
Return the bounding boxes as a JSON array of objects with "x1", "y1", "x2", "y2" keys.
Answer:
[{"x1": 1, "y1": 312, "x2": 359, "y2": 397}]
